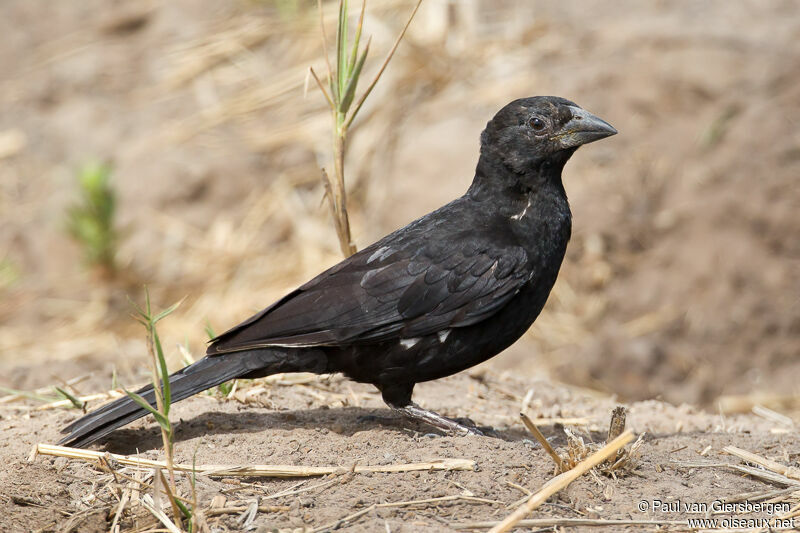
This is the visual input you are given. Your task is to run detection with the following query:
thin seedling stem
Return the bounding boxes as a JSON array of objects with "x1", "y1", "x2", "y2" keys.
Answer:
[
  {"x1": 127, "y1": 289, "x2": 186, "y2": 529},
  {"x1": 313, "y1": 0, "x2": 423, "y2": 258},
  {"x1": 331, "y1": 130, "x2": 356, "y2": 257}
]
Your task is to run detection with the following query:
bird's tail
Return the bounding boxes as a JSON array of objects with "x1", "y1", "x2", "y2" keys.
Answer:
[{"x1": 58, "y1": 349, "x2": 312, "y2": 448}]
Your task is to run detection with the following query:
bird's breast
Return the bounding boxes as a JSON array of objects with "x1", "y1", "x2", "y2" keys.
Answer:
[{"x1": 512, "y1": 195, "x2": 571, "y2": 265}]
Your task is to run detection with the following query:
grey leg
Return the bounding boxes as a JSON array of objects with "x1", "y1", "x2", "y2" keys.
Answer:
[{"x1": 391, "y1": 401, "x2": 484, "y2": 436}]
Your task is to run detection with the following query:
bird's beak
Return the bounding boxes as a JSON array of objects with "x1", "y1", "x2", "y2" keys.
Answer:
[{"x1": 554, "y1": 106, "x2": 617, "y2": 148}]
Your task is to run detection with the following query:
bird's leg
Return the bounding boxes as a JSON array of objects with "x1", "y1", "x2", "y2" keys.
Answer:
[
  {"x1": 391, "y1": 402, "x2": 484, "y2": 436},
  {"x1": 379, "y1": 382, "x2": 484, "y2": 436}
]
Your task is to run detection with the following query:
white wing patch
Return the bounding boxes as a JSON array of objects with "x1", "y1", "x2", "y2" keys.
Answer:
[
  {"x1": 511, "y1": 197, "x2": 533, "y2": 221},
  {"x1": 367, "y1": 245, "x2": 394, "y2": 264},
  {"x1": 437, "y1": 329, "x2": 451, "y2": 343},
  {"x1": 400, "y1": 337, "x2": 421, "y2": 349}
]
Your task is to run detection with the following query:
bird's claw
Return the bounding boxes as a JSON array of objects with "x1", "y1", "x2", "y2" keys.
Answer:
[
  {"x1": 457, "y1": 424, "x2": 485, "y2": 437},
  {"x1": 392, "y1": 402, "x2": 494, "y2": 437}
]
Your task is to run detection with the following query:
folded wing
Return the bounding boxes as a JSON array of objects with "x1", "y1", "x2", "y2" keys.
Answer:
[{"x1": 208, "y1": 229, "x2": 531, "y2": 353}]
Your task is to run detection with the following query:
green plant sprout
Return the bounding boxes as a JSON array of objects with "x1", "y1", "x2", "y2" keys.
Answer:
[
  {"x1": 66, "y1": 161, "x2": 118, "y2": 274},
  {"x1": 125, "y1": 288, "x2": 188, "y2": 528},
  {"x1": 310, "y1": 0, "x2": 423, "y2": 257},
  {"x1": 53, "y1": 386, "x2": 85, "y2": 410},
  {"x1": 0, "y1": 257, "x2": 20, "y2": 290}
]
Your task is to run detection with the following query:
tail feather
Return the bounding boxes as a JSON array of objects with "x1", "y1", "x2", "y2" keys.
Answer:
[{"x1": 59, "y1": 352, "x2": 261, "y2": 448}]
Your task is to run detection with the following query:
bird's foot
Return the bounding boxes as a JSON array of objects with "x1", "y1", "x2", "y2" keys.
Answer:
[{"x1": 392, "y1": 402, "x2": 486, "y2": 436}]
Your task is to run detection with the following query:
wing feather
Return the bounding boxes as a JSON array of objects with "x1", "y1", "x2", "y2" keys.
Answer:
[{"x1": 208, "y1": 212, "x2": 531, "y2": 354}]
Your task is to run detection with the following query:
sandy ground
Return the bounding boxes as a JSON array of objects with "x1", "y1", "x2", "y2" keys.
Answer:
[
  {"x1": 2, "y1": 372, "x2": 798, "y2": 532},
  {"x1": 1, "y1": 0, "x2": 799, "y2": 531}
]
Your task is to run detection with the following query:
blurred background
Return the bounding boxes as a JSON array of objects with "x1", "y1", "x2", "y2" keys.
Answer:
[{"x1": 0, "y1": 0, "x2": 797, "y2": 409}]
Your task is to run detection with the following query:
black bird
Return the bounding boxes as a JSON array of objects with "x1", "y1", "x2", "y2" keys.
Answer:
[{"x1": 60, "y1": 96, "x2": 616, "y2": 447}]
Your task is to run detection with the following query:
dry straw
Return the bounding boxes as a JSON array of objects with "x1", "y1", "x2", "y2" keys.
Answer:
[
  {"x1": 32, "y1": 443, "x2": 475, "y2": 478},
  {"x1": 488, "y1": 430, "x2": 635, "y2": 533},
  {"x1": 723, "y1": 445, "x2": 800, "y2": 483}
]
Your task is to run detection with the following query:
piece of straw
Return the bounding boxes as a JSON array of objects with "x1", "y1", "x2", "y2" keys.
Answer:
[
  {"x1": 723, "y1": 445, "x2": 800, "y2": 482},
  {"x1": 488, "y1": 430, "x2": 634, "y2": 533},
  {"x1": 32, "y1": 443, "x2": 475, "y2": 478},
  {"x1": 519, "y1": 412, "x2": 567, "y2": 472}
]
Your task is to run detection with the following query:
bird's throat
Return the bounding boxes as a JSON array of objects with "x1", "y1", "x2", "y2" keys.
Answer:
[{"x1": 468, "y1": 151, "x2": 571, "y2": 208}]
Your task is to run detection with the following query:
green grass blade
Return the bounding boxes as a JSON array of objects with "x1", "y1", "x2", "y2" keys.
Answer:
[
  {"x1": 54, "y1": 386, "x2": 85, "y2": 409},
  {"x1": 144, "y1": 286, "x2": 152, "y2": 316},
  {"x1": 191, "y1": 446, "x2": 199, "y2": 490},
  {"x1": 329, "y1": 75, "x2": 339, "y2": 103},
  {"x1": 217, "y1": 381, "x2": 233, "y2": 396},
  {"x1": 0, "y1": 386, "x2": 58, "y2": 403},
  {"x1": 152, "y1": 330, "x2": 171, "y2": 413},
  {"x1": 124, "y1": 388, "x2": 171, "y2": 432},
  {"x1": 66, "y1": 161, "x2": 117, "y2": 271},
  {"x1": 345, "y1": 0, "x2": 423, "y2": 130},
  {"x1": 152, "y1": 296, "x2": 185, "y2": 325},
  {"x1": 339, "y1": 37, "x2": 370, "y2": 114},
  {"x1": 174, "y1": 498, "x2": 192, "y2": 521},
  {"x1": 204, "y1": 321, "x2": 216, "y2": 340},
  {"x1": 126, "y1": 294, "x2": 146, "y2": 321},
  {"x1": 336, "y1": 0, "x2": 349, "y2": 98},
  {"x1": 123, "y1": 388, "x2": 157, "y2": 415},
  {"x1": 347, "y1": 0, "x2": 366, "y2": 75}
]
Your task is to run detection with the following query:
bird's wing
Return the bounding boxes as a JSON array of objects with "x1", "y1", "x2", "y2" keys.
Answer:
[{"x1": 208, "y1": 228, "x2": 530, "y2": 353}]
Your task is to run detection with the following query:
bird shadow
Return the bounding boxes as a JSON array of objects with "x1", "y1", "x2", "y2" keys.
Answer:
[
  {"x1": 94, "y1": 405, "x2": 576, "y2": 455},
  {"x1": 100, "y1": 406, "x2": 440, "y2": 454}
]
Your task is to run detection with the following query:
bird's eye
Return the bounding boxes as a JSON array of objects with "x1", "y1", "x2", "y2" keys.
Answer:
[{"x1": 529, "y1": 117, "x2": 546, "y2": 132}]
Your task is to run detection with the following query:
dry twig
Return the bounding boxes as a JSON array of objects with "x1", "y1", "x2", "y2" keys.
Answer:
[
  {"x1": 204, "y1": 504, "x2": 290, "y2": 517},
  {"x1": 312, "y1": 494, "x2": 504, "y2": 533},
  {"x1": 33, "y1": 443, "x2": 475, "y2": 477},
  {"x1": 519, "y1": 412, "x2": 567, "y2": 472},
  {"x1": 723, "y1": 445, "x2": 800, "y2": 482},
  {"x1": 487, "y1": 430, "x2": 634, "y2": 533}
]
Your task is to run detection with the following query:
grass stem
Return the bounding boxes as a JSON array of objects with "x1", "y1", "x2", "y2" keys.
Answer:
[{"x1": 312, "y1": 0, "x2": 423, "y2": 257}]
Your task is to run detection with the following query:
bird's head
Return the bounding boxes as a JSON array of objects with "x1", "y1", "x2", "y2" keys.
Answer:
[{"x1": 480, "y1": 96, "x2": 617, "y2": 174}]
